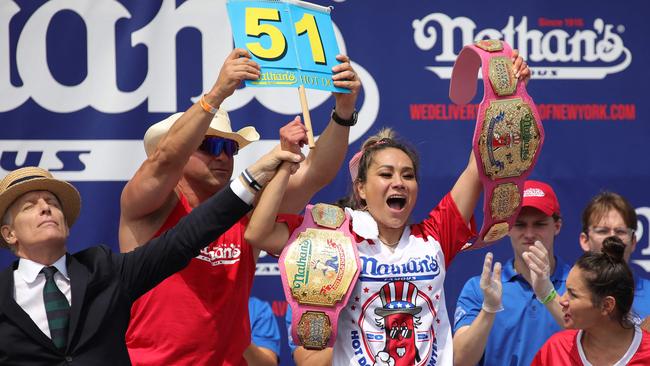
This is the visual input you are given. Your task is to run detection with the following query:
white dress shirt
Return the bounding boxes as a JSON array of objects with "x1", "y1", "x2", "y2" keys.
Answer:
[{"x1": 13, "y1": 255, "x2": 71, "y2": 339}]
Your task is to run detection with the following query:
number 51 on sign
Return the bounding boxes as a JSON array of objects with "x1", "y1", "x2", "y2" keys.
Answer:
[{"x1": 226, "y1": 0, "x2": 348, "y2": 94}]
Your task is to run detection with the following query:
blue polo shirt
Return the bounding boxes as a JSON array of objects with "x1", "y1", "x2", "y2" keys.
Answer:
[
  {"x1": 453, "y1": 256, "x2": 570, "y2": 366},
  {"x1": 633, "y1": 274, "x2": 650, "y2": 320},
  {"x1": 249, "y1": 297, "x2": 281, "y2": 358}
]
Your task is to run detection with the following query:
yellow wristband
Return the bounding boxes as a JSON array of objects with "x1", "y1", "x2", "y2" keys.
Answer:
[{"x1": 199, "y1": 94, "x2": 218, "y2": 114}]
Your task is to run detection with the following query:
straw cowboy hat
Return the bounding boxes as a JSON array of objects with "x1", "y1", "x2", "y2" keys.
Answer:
[
  {"x1": 143, "y1": 109, "x2": 260, "y2": 156},
  {"x1": 0, "y1": 167, "x2": 81, "y2": 248}
]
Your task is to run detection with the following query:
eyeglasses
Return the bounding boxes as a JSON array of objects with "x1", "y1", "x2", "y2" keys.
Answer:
[
  {"x1": 198, "y1": 136, "x2": 239, "y2": 157},
  {"x1": 588, "y1": 226, "x2": 635, "y2": 240}
]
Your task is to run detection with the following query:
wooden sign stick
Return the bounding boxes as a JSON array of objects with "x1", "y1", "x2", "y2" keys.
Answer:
[{"x1": 298, "y1": 85, "x2": 316, "y2": 148}]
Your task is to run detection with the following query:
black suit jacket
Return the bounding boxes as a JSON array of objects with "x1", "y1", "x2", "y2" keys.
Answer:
[{"x1": 0, "y1": 186, "x2": 250, "y2": 365}]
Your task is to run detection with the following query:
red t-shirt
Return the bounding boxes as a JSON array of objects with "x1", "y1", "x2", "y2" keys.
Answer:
[
  {"x1": 531, "y1": 328, "x2": 650, "y2": 365},
  {"x1": 126, "y1": 193, "x2": 294, "y2": 366}
]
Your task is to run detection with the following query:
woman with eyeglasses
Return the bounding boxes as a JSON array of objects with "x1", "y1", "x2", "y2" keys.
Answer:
[{"x1": 531, "y1": 236, "x2": 650, "y2": 365}]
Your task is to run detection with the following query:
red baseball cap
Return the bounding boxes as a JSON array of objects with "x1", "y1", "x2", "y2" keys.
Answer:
[{"x1": 522, "y1": 180, "x2": 561, "y2": 217}]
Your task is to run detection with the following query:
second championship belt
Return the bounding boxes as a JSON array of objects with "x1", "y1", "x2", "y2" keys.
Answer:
[
  {"x1": 450, "y1": 39, "x2": 544, "y2": 248},
  {"x1": 279, "y1": 204, "x2": 360, "y2": 349}
]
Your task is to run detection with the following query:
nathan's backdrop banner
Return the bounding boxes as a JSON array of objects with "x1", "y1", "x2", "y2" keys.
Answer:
[{"x1": 1, "y1": 1, "x2": 649, "y2": 365}]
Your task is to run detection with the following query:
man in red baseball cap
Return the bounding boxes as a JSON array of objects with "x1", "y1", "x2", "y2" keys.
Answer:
[{"x1": 453, "y1": 180, "x2": 571, "y2": 366}]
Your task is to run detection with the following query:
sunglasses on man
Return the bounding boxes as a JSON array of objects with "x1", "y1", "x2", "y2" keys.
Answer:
[{"x1": 198, "y1": 136, "x2": 239, "y2": 157}]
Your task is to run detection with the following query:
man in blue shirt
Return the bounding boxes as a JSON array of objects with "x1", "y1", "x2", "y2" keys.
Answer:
[
  {"x1": 453, "y1": 180, "x2": 570, "y2": 366},
  {"x1": 246, "y1": 296, "x2": 281, "y2": 366},
  {"x1": 579, "y1": 191, "x2": 650, "y2": 321}
]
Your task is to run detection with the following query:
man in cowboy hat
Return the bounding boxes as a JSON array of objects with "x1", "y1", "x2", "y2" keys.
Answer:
[
  {"x1": 121, "y1": 48, "x2": 361, "y2": 365},
  {"x1": 0, "y1": 141, "x2": 302, "y2": 364}
]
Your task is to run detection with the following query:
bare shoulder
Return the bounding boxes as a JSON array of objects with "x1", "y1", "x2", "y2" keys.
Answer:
[{"x1": 118, "y1": 192, "x2": 180, "y2": 252}]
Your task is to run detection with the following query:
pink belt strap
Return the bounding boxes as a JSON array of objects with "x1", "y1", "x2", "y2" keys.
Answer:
[{"x1": 450, "y1": 39, "x2": 544, "y2": 249}]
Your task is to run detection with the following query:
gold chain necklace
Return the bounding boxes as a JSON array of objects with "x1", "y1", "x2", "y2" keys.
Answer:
[{"x1": 378, "y1": 234, "x2": 400, "y2": 247}]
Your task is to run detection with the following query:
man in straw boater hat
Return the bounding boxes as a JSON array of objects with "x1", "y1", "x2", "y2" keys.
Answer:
[
  {"x1": 121, "y1": 47, "x2": 361, "y2": 365},
  {"x1": 0, "y1": 140, "x2": 302, "y2": 364}
]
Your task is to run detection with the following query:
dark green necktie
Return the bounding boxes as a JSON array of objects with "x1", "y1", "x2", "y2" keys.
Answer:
[{"x1": 41, "y1": 266, "x2": 70, "y2": 350}]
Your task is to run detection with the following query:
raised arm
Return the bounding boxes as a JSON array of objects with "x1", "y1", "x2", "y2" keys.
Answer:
[
  {"x1": 119, "y1": 142, "x2": 303, "y2": 298},
  {"x1": 245, "y1": 119, "x2": 306, "y2": 254},
  {"x1": 119, "y1": 48, "x2": 260, "y2": 251},
  {"x1": 280, "y1": 54, "x2": 361, "y2": 214},
  {"x1": 450, "y1": 151, "x2": 482, "y2": 224},
  {"x1": 453, "y1": 252, "x2": 503, "y2": 366}
]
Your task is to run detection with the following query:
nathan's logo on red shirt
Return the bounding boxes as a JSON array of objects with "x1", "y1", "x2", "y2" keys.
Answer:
[{"x1": 196, "y1": 243, "x2": 242, "y2": 266}]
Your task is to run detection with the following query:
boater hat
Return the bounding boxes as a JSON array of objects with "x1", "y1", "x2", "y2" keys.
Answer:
[
  {"x1": 143, "y1": 109, "x2": 260, "y2": 156},
  {"x1": 0, "y1": 167, "x2": 81, "y2": 247}
]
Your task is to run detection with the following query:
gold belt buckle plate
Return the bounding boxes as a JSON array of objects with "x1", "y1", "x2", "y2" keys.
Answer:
[
  {"x1": 478, "y1": 98, "x2": 542, "y2": 180},
  {"x1": 483, "y1": 222, "x2": 510, "y2": 242},
  {"x1": 311, "y1": 203, "x2": 345, "y2": 229},
  {"x1": 489, "y1": 56, "x2": 517, "y2": 97},
  {"x1": 475, "y1": 39, "x2": 503, "y2": 52},
  {"x1": 284, "y1": 228, "x2": 358, "y2": 307},
  {"x1": 490, "y1": 182, "x2": 521, "y2": 220},
  {"x1": 296, "y1": 311, "x2": 333, "y2": 350}
]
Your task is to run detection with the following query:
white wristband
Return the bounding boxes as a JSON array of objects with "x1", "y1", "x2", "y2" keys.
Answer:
[
  {"x1": 230, "y1": 177, "x2": 255, "y2": 205},
  {"x1": 482, "y1": 303, "x2": 504, "y2": 314}
]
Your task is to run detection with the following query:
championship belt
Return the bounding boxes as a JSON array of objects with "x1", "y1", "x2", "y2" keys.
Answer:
[
  {"x1": 279, "y1": 204, "x2": 360, "y2": 349},
  {"x1": 449, "y1": 39, "x2": 544, "y2": 248}
]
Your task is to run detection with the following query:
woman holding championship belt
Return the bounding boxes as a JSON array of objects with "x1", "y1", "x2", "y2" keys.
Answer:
[
  {"x1": 246, "y1": 57, "x2": 530, "y2": 366},
  {"x1": 531, "y1": 237, "x2": 650, "y2": 365}
]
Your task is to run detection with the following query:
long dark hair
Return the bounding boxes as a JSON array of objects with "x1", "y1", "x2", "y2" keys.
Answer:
[{"x1": 575, "y1": 236, "x2": 635, "y2": 328}]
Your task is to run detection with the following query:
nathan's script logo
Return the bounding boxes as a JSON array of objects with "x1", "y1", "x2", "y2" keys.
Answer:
[
  {"x1": 1, "y1": 0, "x2": 378, "y2": 139},
  {"x1": 2, "y1": 0, "x2": 380, "y2": 180},
  {"x1": 292, "y1": 239, "x2": 312, "y2": 289},
  {"x1": 196, "y1": 243, "x2": 241, "y2": 266},
  {"x1": 360, "y1": 255, "x2": 440, "y2": 280},
  {"x1": 0, "y1": 0, "x2": 379, "y2": 135},
  {"x1": 413, "y1": 14, "x2": 630, "y2": 80}
]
